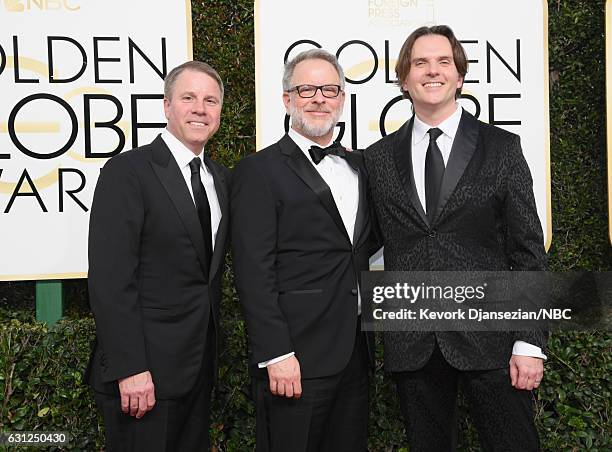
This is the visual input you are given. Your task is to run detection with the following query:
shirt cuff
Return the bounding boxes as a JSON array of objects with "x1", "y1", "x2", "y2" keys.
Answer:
[
  {"x1": 512, "y1": 340, "x2": 547, "y2": 360},
  {"x1": 258, "y1": 352, "x2": 295, "y2": 368}
]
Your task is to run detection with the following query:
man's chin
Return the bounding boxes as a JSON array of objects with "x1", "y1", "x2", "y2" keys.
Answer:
[
  {"x1": 183, "y1": 137, "x2": 208, "y2": 151},
  {"x1": 302, "y1": 122, "x2": 335, "y2": 138},
  {"x1": 187, "y1": 132, "x2": 210, "y2": 143}
]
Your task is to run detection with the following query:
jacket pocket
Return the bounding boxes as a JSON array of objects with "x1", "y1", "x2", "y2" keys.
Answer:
[{"x1": 280, "y1": 288, "x2": 323, "y2": 295}]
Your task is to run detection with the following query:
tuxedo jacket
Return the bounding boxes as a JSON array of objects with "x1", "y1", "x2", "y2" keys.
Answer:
[
  {"x1": 364, "y1": 110, "x2": 547, "y2": 372},
  {"x1": 87, "y1": 135, "x2": 230, "y2": 399},
  {"x1": 231, "y1": 134, "x2": 375, "y2": 379}
]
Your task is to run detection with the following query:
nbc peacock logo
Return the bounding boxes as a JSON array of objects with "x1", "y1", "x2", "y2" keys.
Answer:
[{"x1": 4, "y1": 0, "x2": 24, "y2": 12}]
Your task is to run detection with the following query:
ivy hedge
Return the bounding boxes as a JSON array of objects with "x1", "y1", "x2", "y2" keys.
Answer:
[
  {"x1": 1, "y1": 313, "x2": 610, "y2": 451},
  {"x1": 1, "y1": 0, "x2": 611, "y2": 450}
]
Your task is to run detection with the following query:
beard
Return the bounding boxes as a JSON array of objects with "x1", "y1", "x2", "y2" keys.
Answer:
[{"x1": 288, "y1": 103, "x2": 343, "y2": 138}]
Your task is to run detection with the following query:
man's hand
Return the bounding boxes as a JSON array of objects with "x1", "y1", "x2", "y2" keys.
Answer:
[
  {"x1": 118, "y1": 370, "x2": 156, "y2": 418},
  {"x1": 267, "y1": 355, "x2": 302, "y2": 399},
  {"x1": 509, "y1": 355, "x2": 543, "y2": 390}
]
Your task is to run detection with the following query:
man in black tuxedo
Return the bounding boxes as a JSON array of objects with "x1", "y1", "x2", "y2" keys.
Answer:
[
  {"x1": 364, "y1": 26, "x2": 547, "y2": 451},
  {"x1": 232, "y1": 49, "x2": 375, "y2": 451},
  {"x1": 87, "y1": 61, "x2": 230, "y2": 451}
]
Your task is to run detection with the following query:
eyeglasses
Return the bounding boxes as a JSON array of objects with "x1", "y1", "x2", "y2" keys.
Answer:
[{"x1": 287, "y1": 84, "x2": 343, "y2": 98}]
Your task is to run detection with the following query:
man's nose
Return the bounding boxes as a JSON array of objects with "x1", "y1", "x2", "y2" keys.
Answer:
[
  {"x1": 311, "y1": 89, "x2": 327, "y2": 103},
  {"x1": 192, "y1": 101, "x2": 207, "y2": 114},
  {"x1": 427, "y1": 63, "x2": 440, "y2": 75}
]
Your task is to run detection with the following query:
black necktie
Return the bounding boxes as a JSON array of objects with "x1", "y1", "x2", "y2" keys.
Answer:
[
  {"x1": 425, "y1": 128, "x2": 445, "y2": 222},
  {"x1": 189, "y1": 157, "x2": 213, "y2": 274},
  {"x1": 308, "y1": 142, "x2": 346, "y2": 164}
]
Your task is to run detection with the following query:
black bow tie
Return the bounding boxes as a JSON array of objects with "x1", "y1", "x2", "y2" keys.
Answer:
[{"x1": 308, "y1": 142, "x2": 346, "y2": 165}]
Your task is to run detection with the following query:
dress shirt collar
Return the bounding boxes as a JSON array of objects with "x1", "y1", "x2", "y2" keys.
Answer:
[
  {"x1": 161, "y1": 129, "x2": 210, "y2": 175},
  {"x1": 288, "y1": 127, "x2": 334, "y2": 164},
  {"x1": 412, "y1": 104, "x2": 463, "y2": 146}
]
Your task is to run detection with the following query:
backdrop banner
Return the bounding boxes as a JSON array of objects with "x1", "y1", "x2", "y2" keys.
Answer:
[
  {"x1": 0, "y1": 0, "x2": 192, "y2": 280},
  {"x1": 255, "y1": 0, "x2": 551, "y2": 261}
]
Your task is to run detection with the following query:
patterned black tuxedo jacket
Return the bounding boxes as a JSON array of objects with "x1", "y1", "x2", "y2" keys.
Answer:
[{"x1": 364, "y1": 109, "x2": 547, "y2": 372}]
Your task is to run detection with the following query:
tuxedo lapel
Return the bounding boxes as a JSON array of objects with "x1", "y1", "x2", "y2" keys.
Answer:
[
  {"x1": 344, "y1": 151, "x2": 367, "y2": 248},
  {"x1": 392, "y1": 118, "x2": 428, "y2": 226},
  {"x1": 204, "y1": 156, "x2": 228, "y2": 281},
  {"x1": 279, "y1": 134, "x2": 351, "y2": 243},
  {"x1": 433, "y1": 110, "x2": 479, "y2": 223},
  {"x1": 149, "y1": 136, "x2": 209, "y2": 276}
]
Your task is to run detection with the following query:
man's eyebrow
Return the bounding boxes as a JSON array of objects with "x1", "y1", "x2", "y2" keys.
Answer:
[
  {"x1": 411, "y1": 55, "x2": 453, "y2": 62},
  {"x1": 178, "y1": 91, "x2": 219, "y2": 100}
]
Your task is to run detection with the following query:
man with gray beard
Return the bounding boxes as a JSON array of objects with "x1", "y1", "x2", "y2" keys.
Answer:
[{"x1": 232, "y1": 49, "x2": 376, "y2": 451}]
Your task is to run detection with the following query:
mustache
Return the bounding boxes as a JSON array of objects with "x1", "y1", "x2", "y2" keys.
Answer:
[{"x1": 304, "y1": 107, "x2": 332, "y2": 113}]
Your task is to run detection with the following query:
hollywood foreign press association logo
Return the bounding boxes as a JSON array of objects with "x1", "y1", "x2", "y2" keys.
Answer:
[{"x1": 367, "y1": 0, "x2": 436, "y2": 27}]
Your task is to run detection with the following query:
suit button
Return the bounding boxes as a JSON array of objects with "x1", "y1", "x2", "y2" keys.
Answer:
[
  {"x1": 428, "y1": 230, "x2": 437, "y2": 238},
  {"x1": 351, "y1": 289, "x2": 358, "y2": 296}
]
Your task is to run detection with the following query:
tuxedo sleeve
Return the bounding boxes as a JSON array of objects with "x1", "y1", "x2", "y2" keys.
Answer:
[
  {"x1": 503, "y1": 135, "x2": 548, "y2": 350},
  {"x1": 361, "y1": 150, "x2": 384, "y2": 256},
  {"x1": 231, "y1": 156, "x2": 293, "y2": 365},
  {"x1": 88, "y1": 155, "x2": 148, "y2": 382},
  {"x1": 367, "y1": 182, "x2": 384, "y2": 256}
]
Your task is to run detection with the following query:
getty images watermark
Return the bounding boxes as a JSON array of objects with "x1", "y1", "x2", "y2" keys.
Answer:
[{"x1": 361, "y1": 272, "x2": 612, "y2": 332}]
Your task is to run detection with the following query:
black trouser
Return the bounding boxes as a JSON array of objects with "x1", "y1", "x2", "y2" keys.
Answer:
[
  {"x1": 393, "y1": 344, "x2": 540, "y2": 452},
  {"x1": 255, "y1": 329, "x2": 369, "y2": 452},
  {"x1": 95, "y1": 324, "x2": 215, "y2": 452}
]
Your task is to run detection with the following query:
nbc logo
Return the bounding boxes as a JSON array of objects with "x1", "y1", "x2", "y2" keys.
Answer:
[{"x1": 3, "y1": 0, "x2": 80, "y2": 12}]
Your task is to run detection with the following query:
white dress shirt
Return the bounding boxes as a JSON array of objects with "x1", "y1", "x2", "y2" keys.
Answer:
[
  {"x1": 289, "y1": 128, "x2": 359, "y2": 243},
  {"x1": 161, "y1": 130, "x2": 222, "y2": 250},
  {"x1": 259, "y1": 129, "x2": 361, "y2": 368},
  {"x1": 411, "y1": 104, "x2": 462, "y2": 211},
  {"x1": 411, "y1": 105, "x2": 546, "y2": 360}
]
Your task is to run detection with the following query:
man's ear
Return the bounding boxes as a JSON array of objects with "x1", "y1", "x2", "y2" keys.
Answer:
[
  {"x1": 282, "y1": 92, "x2": 291, "y2": 115},
  {"x1": 163, "y1": 98, "x2": 170, "y2": 119},
  {"x1": 457, "y1": 76, "x2": 464, "y2": 90},
  {"x1": 400, "y1": 74, "x2": 409, "y2": 92}
]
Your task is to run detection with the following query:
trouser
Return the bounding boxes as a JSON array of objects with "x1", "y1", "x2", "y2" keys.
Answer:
[
  {"x1": 95, "y1": 324, "x2": 215, "y2": 452},
  {"x1": 255, "y1": 329, "x2": 369, "y2": 452},
  {"x1": 393, "y1": 344, "x2": 540, "y2": 452}
]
